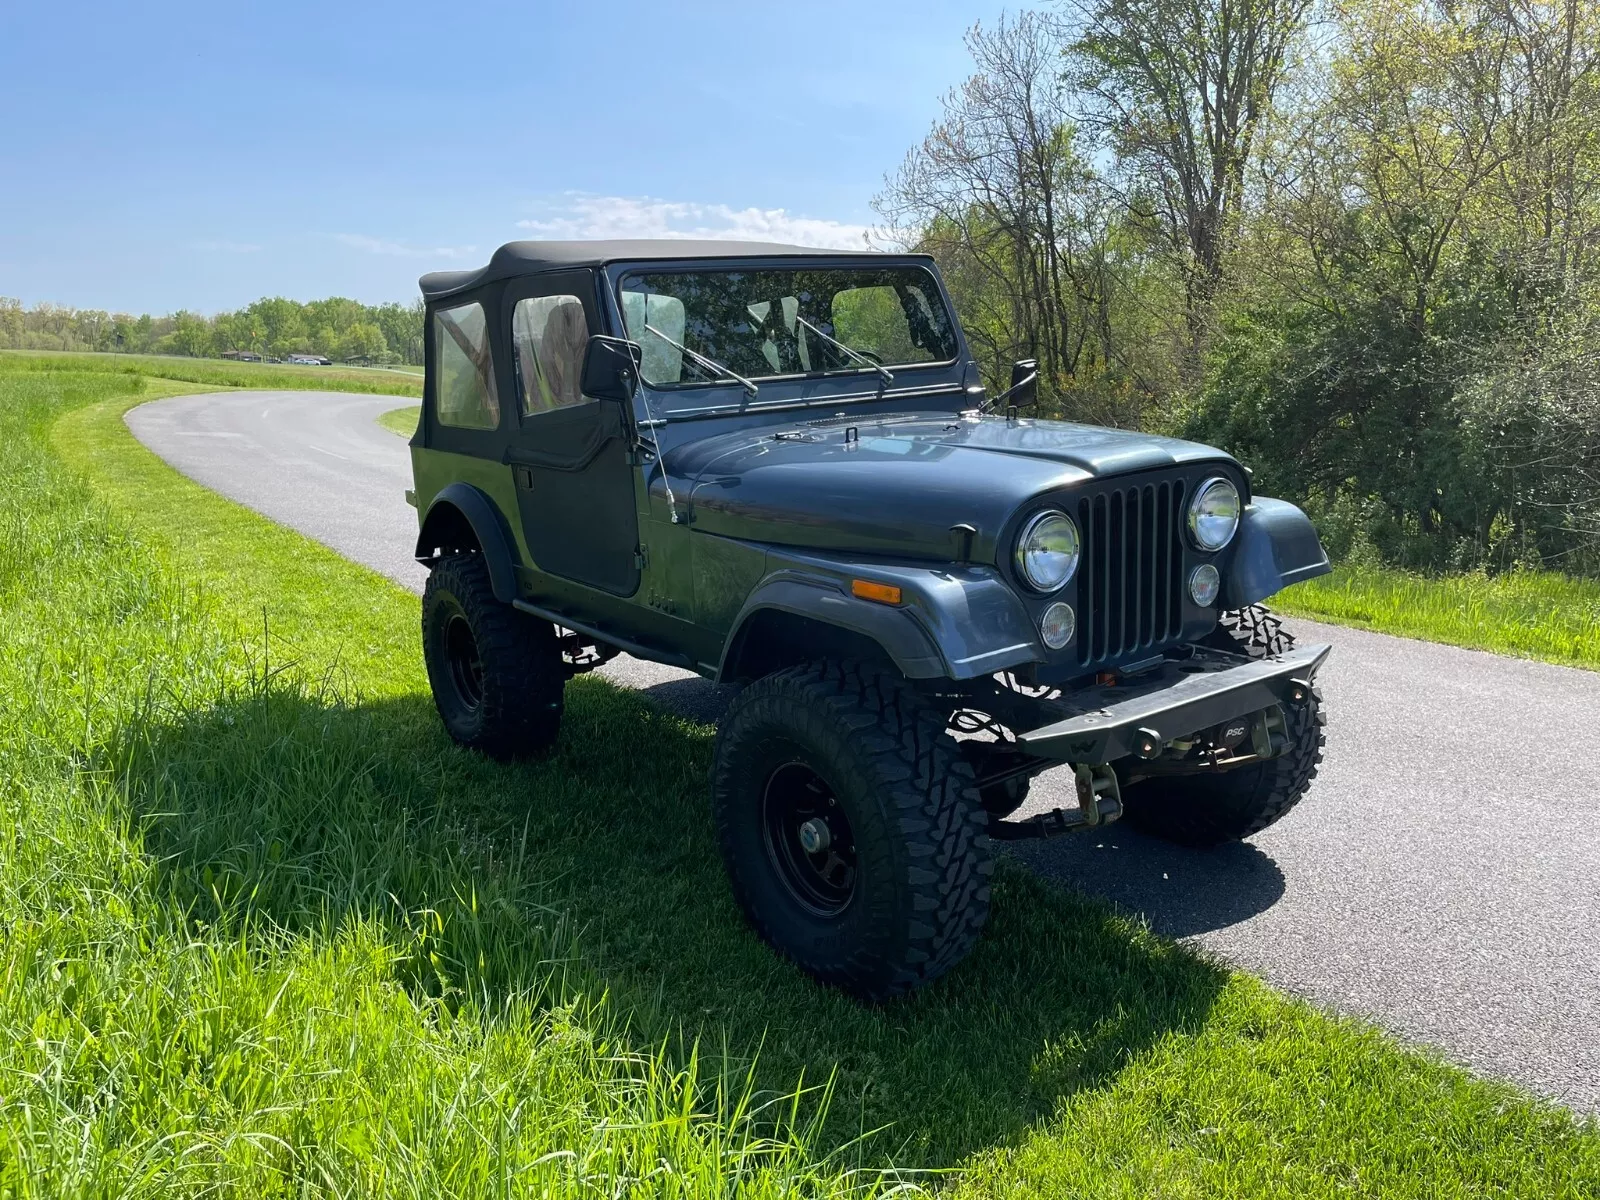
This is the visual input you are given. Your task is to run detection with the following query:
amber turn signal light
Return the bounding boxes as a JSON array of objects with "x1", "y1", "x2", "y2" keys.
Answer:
[{"x1": 851, "y1": 579, "x2": 903, "y2": 605}]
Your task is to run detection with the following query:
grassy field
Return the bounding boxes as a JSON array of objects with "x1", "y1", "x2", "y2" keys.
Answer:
[
  {"x1": 1, "y1": 348, "x2": 421, "y2": 397},
  {"x1": 1279, "y1": 561, "x2": 1600, "y2": 669},
  {"x1": 3, "y1": 355, "x2": 1598, "y2": 1194},
  {"x1": 378, "y1": 403, "x2": 421, "y2": 437}
]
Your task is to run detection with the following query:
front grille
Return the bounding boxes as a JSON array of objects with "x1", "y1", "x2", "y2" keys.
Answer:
[{"x1": 1074, "y1": 478, "x2": 1188, "y2": 668}]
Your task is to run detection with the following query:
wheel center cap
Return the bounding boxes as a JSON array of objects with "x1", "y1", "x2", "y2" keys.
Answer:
[{"x1": 797, "y1": 817, "x2": 831, "y2": 855}]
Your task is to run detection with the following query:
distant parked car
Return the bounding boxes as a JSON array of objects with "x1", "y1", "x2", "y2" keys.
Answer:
[
  {"x1": 220, "y1": 349, "x2": 262, "y2": 362},
  {"x1": 287, "y1": 353, "x2": 333, "y2": 366}
]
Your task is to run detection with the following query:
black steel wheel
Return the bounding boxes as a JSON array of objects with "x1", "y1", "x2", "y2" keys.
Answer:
[
  {"x1": 441, "y1": 609, "x2": 485, "y2": 713},
  {"x1": 711, "y1": 660, "x2": 993, "y2": 1002},
  {"x1": 761, "y1": 762, "x2": 858, "y2": 917},
  {"x1": 422, "y1": 553, "x2": 565, "y2": 760},
  {"x1": 1120, "y1": 605, "x2": 1326, "y2": 845}
]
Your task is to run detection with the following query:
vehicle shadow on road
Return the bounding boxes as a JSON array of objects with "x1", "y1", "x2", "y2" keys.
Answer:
[
  {"x1": 1008, "y1": 825, "x2": 1287, "y2": 939},
  {"x1": 116, "y1": 673, "x2": 1232, "y2": 1167}
]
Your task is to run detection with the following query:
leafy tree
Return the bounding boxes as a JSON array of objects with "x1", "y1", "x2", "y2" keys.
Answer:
[
  {"x1": 885, "y1": 0, "x2": 1600, "y2": 572},
  {"x1": 167, "y1": 311, "x2": 215, "y2": 358},
  {"x1": 340, "y1": 322, "x2": 387, "y2": 361},
  {"x1": 877, "y1": 13, "x2": 1165, "y2": 425},
  {"x1": 1064, "y1": 0, "x2": 1313, "y2": 367}
]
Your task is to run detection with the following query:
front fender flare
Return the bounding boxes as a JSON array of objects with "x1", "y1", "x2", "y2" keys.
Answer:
[
  {"x1": 415, "y1": 482, "x2": 520, "y2": 604},
  {"x1": 1225, "y1": 496, "x2": 1331, "y2": 609},
  {"x1": 718, "y1": 551, "x2": 1042, "y2": 683}
]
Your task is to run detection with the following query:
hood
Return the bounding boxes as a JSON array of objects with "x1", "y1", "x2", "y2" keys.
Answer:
[{"x1": 669, "y1": 412, "x2": 1237, "y2": 561}]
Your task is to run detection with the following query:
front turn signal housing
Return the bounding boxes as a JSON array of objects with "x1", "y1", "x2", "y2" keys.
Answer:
[{"x1": 851, "y1": 579, "x2": 903, "y2": 605}]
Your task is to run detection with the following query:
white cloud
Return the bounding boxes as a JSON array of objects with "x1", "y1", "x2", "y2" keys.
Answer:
[
  {"x1": 194, "y1": 240, "x2": 262, "y2": 254},
  {"x1": 516, "y1": 194, "x2": 874, "y2": 250},
  {"x1": 336, "y1": 234, "x2": 478, "y2": 260}
]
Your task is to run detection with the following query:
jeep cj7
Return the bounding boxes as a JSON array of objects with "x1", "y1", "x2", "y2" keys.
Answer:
[{"x1": 407, "y1": 240, "x2": 1331, "y2": 1000}]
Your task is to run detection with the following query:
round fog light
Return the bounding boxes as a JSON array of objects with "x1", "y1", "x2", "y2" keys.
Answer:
[
  {"x1": 1189, "y1": 563, "x2": 1221, "y2": 607},
  {"x1": 1040, "y1": 601, "x2": 1076, "y2": 650}
]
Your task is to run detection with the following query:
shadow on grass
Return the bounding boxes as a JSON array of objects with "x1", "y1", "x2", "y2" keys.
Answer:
[{"x1": 116, "y1": 674, "x2": 1230, "y2": 1167}]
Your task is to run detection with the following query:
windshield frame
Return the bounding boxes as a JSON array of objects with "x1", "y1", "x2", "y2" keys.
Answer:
[{"x1": 606, "y1": 258, "x2": 963, "y2": 417}]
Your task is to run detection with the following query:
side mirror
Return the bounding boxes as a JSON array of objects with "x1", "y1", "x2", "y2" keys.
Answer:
[
  {"x1": 581, "y1": 335, "x2": 643, "y2": 403},
  {"x1": 1007, "y1": 358, "x2": 1040, "y2": 410}
]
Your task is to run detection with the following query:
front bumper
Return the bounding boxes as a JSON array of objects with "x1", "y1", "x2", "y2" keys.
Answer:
[{"x1": 1017, "y1": 643, "x2": 1331, "y2": 763}]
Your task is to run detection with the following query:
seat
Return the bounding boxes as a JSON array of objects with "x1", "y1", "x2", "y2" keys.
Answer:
[{"x1": 536, "y1": 299, "x2": 589, "y2": 410}]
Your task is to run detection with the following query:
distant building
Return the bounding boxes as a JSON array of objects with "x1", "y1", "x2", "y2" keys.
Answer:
[
  {"x1": 220, "y1": 349, "x2": 262, "y2": 362},
  {"x1": 287, "y1": 353, "x2": 332, "y2": 365}
]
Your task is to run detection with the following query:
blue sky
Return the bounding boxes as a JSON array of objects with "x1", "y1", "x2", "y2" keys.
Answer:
[{"x1": 2, "y1": 0, "x2": 1008, "y2": 314}]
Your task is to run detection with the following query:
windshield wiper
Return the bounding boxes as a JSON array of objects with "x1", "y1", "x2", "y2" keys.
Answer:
[
  {"x1": 643, "y1": 323, "x2": 759, "y2": 397},
  {"x1": 795, "y1": 316, "x2": 895, "y2": 385}
]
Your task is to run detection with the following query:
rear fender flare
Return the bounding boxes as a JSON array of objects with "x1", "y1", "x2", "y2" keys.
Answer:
[{"x1": 415, "y1": 483, "x2": 520, "y2": 604}]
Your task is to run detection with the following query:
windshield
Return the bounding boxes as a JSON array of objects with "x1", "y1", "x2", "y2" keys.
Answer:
[{"x1": 619, "y1": 265, "x2": 959, "y2": 391}]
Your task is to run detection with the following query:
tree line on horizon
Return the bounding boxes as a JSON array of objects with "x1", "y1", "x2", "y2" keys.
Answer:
[
  {"x1": 0, "y1": 295, "x2": 425, "y2": 365},
  {"x1": 879, "y1": 0, "x2": 1600, "y2": 575}
]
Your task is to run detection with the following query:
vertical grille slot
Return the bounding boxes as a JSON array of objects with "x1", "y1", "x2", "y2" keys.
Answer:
[
  {"x1": 1075, "y1": 475, "x2": 1190, "y2": 669},
  {"x1": 1168, "y1": 479, "x2": 1186, "y2": 637}
]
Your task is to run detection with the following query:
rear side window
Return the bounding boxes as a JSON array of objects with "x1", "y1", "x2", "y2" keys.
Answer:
[
  {"x1": 433, "y1": 302, "x2": 500, "y2": 430},
  {"x1": 512, "y1": 296, "x2": 591, "y2": 415}
]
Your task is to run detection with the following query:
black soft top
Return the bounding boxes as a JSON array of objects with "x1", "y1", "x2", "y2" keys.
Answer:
[{"x1": 418, "y1": 239, "x2": 896, "y2": 302}]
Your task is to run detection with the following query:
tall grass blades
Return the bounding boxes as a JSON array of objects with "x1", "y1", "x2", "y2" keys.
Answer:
[
  {"x1": 0, "y1": 369, "x2": 878, "y2": 1197},
  {"x1": 0, "y1": 349, "x2": 421, "y2": 398},
  {"x1": 1280, "y1": 563, "x2": 1600, "y2": 668}
]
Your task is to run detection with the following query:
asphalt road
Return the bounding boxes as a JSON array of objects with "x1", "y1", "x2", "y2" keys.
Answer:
[{"x1": 128, "y1": 390, "x2": 1600, "y2": 1112}]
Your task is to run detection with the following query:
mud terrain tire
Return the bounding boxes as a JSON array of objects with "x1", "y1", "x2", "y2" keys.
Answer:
[
  {"x1": 1119, "y1": 605, "x2": 1326, "y2": 846},
  {"x1": 711, "y1": 661, "x2": 993, "y2": 1001},
  {"x1": 422, "y1": 553, "x2": 565, "y2": 760}
]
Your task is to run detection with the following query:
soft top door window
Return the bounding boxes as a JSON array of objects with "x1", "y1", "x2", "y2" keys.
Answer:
[
  {"x1": 512, "y1": 295, "x2": 591, "y2": 416},
  {"x1": 433, "y1": 301, "x2": 500, "y2": 430}
]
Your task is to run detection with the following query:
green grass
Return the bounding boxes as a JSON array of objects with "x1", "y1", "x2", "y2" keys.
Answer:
[
  {"x1": 378, "y1": 404, "x2": 421, "y2": 437},
  {"x1": 2, "y1": 354, "x2": 1598, "y2": 1194},
  {"x1": 1, "y1": 348, "x2": 422, "y2": 398},
  {"x1": 1279, "y1": 561, "x2": 1600, "y2": 669}
]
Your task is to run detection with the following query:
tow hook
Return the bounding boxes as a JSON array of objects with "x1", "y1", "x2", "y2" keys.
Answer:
[
  {"x1": 1075, "y1": 762, "x2": 1123, "y2": 827},
  {"x1": 989, "y1": 763, "x2": 1123, "y2": 840}
]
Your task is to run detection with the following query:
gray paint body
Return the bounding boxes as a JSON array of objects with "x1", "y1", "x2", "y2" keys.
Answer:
[{"x1": 411, "y1": 242, "x2": 1329, "y2": 690}]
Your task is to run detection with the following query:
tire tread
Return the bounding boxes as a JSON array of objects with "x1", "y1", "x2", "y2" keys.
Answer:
[
  {"x1": 422, "y1": 553, "x2": 564, "y2": 760},
  {"x1": 1121, "y1": 604, "x2": 1326, "y2": 845},
  {"x1": 712, "y1": 660, "x2": 993, "y2": 1000}
]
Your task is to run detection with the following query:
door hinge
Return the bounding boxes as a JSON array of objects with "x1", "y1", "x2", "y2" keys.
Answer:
[{"x1": 634, "y1": 544, "x2": 649, "y2": 570}]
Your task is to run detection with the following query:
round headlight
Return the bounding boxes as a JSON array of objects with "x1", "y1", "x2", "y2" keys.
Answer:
[
  {"x1": 1014, "y1": 510, "x2": 1080, "y2": 592},
  {"x1": 1188, "y1": 477, "x2": 1241, "y2": 551},
  {"x1": 1040, "y1": 602, "x2": 1076, "y2": 650}
]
